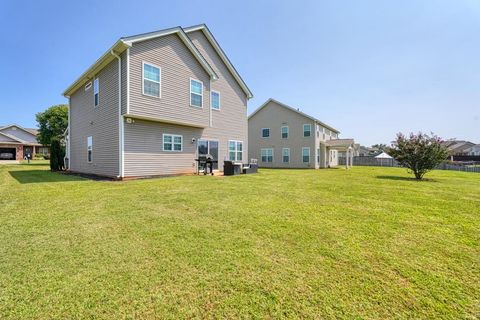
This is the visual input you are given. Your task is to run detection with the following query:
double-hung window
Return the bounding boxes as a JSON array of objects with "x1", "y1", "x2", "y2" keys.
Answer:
[
  {"x1": 261, "y1": 128, "x2": 270, "y2": 138},
  {"x1": 143, "y1": 62, "x2": 161, "y2": 97},
  {"x1": 261, "y1": 148, "x2": 273, "y2": 163},
  {"x1": 281, "y1": 126, "x2": 289, "y2": 139},
  {"x1": 228, "y1": 140, "x2": 243, "y2": 161},
  {"x1": 190, "y1": 79, "x2": 203, "y2": 107},
  {"x1": 211, "y1": 91, "x2": 220, "y2": 110},
  {"x1": 282, "y1": 148, "x2": 290, "y2": 163},
  {"x1": 302, "y1": 147, "x2": 310, "y2": 163},
  {"x1": 317, "y1": 148, "x2": 320, "y2": 163},
  {"x1": 93, "y1": 78, "x2": 99, "y2": 107},
  {"x1": 163, "y1": 134, "x2": 183, "y2": 152},
  {"x1": 303, "y1": 124, "x2": 311, "y2": 137},
  {"x1": 87, "y1": 136, "x2": 93, "y2": 162}
]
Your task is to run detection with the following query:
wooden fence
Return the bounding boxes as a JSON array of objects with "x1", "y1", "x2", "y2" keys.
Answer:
[{"x1": 338, "y1": 156, "x2": 480, "y2": 173}]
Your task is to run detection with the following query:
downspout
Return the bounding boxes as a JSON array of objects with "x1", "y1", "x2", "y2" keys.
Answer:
[
  {"x1": 111, "y1": 50, "x2": 123, "y2": 179},
  {"x1": 64, "y1": 97, "x2": 71, "y2": 170}
]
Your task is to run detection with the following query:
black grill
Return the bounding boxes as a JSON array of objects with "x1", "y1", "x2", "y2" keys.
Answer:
[{"x1": 195, "y1": 154, "x2": 218, "y2": 175}]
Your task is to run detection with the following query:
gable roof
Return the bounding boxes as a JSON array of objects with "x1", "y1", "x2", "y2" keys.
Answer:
[
  {"x1": 63, "y1": 25, "x2": 228, "y2": 97},
  {"x1": 0, "y1": 131, "x2": 25, "y2": 144},
  {"x1": 0, "y1": 124, "x2": 38, "y2": 138},
  {"x1": 184, "y1": 24, "x2": 253, "y2": 99},
  {"x1": 248, "y1": 98, "x2": 340, "y2": 134}
]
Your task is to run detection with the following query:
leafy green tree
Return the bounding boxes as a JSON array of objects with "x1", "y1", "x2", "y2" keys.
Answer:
[
  {"x1": 371, "y1": 143, "x2": 387, "y2": 151},
  {"x1": 387, "y1": 132, "x2": 448, "y2": 180},
  {"x1": 36, "y1": 105, "x2": 68, "y2": 171}
]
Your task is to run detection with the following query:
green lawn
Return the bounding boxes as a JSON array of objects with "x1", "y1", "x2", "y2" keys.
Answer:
[{"x1": 0, "y1": 163, "x2": 479, "y2": 319}]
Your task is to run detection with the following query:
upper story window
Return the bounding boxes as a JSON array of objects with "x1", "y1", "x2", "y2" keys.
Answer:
[
  {"x1": 87, "y1": 136, "x2": 93, "y2": 162},
  {"x1": 228, "y1": 140, "x2": 243, "y2": 161},
  {"x1": 143, "y1": 62, "x2": 161, "y2": 98},
  {"x1": 211, "y1": 91, "x2": 220, "y2": 110},
  {"x1": 302, "y1": 147, "x2": 310, "y2": 163},
  {"x1": 281, "y1": 126, "x2": 289, "y2": 139},
  {"x1": 190, "y1": 79, "x2": 203, "y2": 107},
  {"x1": 261, "y1": 148, "x2": 273, "y2": 163},
  {"x1": 93, "y1": 78, "x2": 99, "y2": 107},
  {"x1": 262, "y1": 128, "x2": 270, "y2": 138},
  {"x1": 303, "y1": 124, "x2": 311, "y2": 137},
  {"x1": 163, "y1": 134, "x2": 183, "y2": 152}
]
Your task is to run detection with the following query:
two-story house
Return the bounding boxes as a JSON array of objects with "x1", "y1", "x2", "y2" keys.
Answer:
[
  {"x1": 248, "y1": 99, "x2": 355, "y2": 168},
  {"x1": 63, "y1": 24, "x2": 252, "y2": 178}
]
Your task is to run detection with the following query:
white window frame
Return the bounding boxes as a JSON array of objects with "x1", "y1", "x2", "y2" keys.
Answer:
[
  {"x1": 93, "y1": 78, "x2": 99, "y2": 107},
  {"x1": 281, "y1": 126, "x2": 289, "y2": 139},
  {"x1": 87, "y1": 136, "x2": 93, "y2": 163},
  {"x1": 162, "y1": 134, "x2": 183, "y2": 152},
  {"x1": 85, "y1": 81, "x2": 92, "y2": 91},
  {"x1": 190, "y1": 78, "x2": 203, "y2": 108},
  {"x1": 302, "y1": 147, "x2": 310, "y2": 163},
  {"x1": 282, "y1": 148, "x2": 290, "y2": 163},
  {"x1": 261, "y1": 128, "x2": 270, "y2": 138},
  {"x1": 303, "y1": 124, "x2": 311, "y2": 137},
  {"x1": 261, "y1": 148, "x2": 274, "y2": 163},
  {"x1": 210, "y1": 90, "x2": 221, "y2": 110},
  {"x1": 317, "y1": 148, "x2": 320, "y2": 164},
  {"x1": 142, "y1": 61, "x2": 161, "y2": 98},
  {"x1": 228, "y1": 140, "x2": 243, "y2": 161}
]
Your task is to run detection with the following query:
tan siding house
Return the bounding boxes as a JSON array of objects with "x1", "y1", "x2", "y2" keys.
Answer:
[
  {"x1": 248, "y1": 99, "x2": 354, "y2": 169},
  {"x1": 63, "y1": 24, "x2": 252, "y2": 178}
]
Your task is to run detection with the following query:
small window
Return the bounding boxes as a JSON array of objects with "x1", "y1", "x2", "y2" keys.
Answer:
[
  {"x1": 190, "y1": 79, "x2": 203, "y2": 107},
  {"x1": 261, "y1": 128, "x2": 270, "y2": 138},
  {"x1": 143, "y1": 62, "x2": 161, "y2": 97},
  {"x1": 85, "y1": 81, "x2": 92, "y2": 91},
  {"x1": 303, "y1": 124, "x2": 311, "y2": 137},
  {"x1": 302, "y1": 147, "x2": 310, "y2": 163},
  {"x1": 93, "y1": 78, "x2": 99, "y2": 107},
  {"x1": 163, "y1": 134, "x2": 183, "y2": 152},
  {"x1": 87, "y1": 136, "x2": 93, "y2": 162},
  {"x1": 281, "y1": 126, "x2": 289, "y2": 139},
  {"x1": 261, "y1": 148, "x2": 273, "y2": 163},
  {"x1": 211, "y1": 91, "x2": 220, "y2": 110},
  {"x1": 228, "y1": 140, "x2": 243, "y2": 161},
  {"x1": 282, "y1": 148, "x2": 290, "y2": 163},
  {"x1": 317, "y1": 148, "x2": 320, "y2": 163}
]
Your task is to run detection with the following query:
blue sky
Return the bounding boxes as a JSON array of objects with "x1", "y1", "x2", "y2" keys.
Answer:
[{"x1": 1, "y1": 0, "x2": 479, "y2": 146}]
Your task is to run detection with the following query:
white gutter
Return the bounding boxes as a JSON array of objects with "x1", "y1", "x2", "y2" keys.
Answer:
[
  {"x1": 110, "y1": 50, "x2": 124, "y2": 179},
  {"x1": 126, "y1": 48, "x2": 130, "y2": 114}
]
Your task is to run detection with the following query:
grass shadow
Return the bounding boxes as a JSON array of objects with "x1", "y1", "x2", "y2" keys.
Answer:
[
  {"x1": 9, "y1": 170, "x2": 85, "y2": 184},
  {"x1": 376, "y1": 175, "x2": 437, "y2": 182}
]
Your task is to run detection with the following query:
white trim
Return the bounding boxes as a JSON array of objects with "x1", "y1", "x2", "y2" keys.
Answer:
[
  {"x1": 282, "y1": 147, "x2": 290, "y2": 163},
  {"x1": 84, "y1": 82, "x2": 92, "y2": 91},
  {"x1": 0, "y1": 124, "x2": 38, "y2": 139},
  {"x1": 162, "y1": 133, "x2": 183, "y2": 152},
  {"x1": 210, "y1": 90, "x2": 221, "y2": 110},
  {"x1": 260, "y1": 148, "x2": 274, "y2": 163},
  {"x1": 93, "y1": 78, "x2": 99, "y2": 107},
  {"x1": 281, "y1": 125, "x2": 289, "y2": 139},
  {"x1": 126, "y1": 48, "x2": 130, "y2": 114},
  {"x1": 303, "y1": 124, "x2": 312, "y2": 137},
  {"x1": 0, "y1": 131, "x2": 25, "y2": 143},
  {"x1": 110, "y1": 50, "x2": 123, "y2": 178},
  {"x1": 302, "y1": 147, "x2": 311, "y2": 163},
  {"x1": 87, "y1": 136, "x2": 93, "y2": 163},
  {"x1": 190, "y1": 78, "x2": 203, "y2": 108},
  {"x1": 142, "y1": 61, "x2": 161, "y2": 98},
  {"x1": 261, "y1": 127, "x2": 270, "y2": 138},
  {"x1": 228, "y1": 140, "x2": 243, "y2": 161}
]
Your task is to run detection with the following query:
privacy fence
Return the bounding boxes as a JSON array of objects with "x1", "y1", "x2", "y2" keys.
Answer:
[{"x1": 338, "y1": 156, "x2": 480, "y2": 173}]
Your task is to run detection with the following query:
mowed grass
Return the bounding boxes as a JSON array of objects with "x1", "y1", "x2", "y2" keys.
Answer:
[{"x1": 0, "y1": 163, "x2": 479, "y2": 319}]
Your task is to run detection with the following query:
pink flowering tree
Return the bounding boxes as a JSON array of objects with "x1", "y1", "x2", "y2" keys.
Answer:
[{"x1": 387, "y1": 132, "x2": 449, "y2": 180}]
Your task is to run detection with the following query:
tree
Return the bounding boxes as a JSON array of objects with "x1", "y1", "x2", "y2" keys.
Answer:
[
  {"x1": 371, "y1": 143, "x2": 387, "y2": 151},
  {"x1": 36, "y1": 105, "x2": 68, "y2": 171},
  {"x1": 387, "y1": 132, "x2": 449, "y2": 180}
]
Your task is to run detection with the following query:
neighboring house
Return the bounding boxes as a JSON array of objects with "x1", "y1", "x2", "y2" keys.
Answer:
[
  {"x1": 63, "y1": 24, "x2": 252, "y2": 178},
  {"x1": 443, "y1": 140, "x2": 476, "y2": 155},
  {"x1": 0, "y1": 124, "x2": 49, "y2": 160},
  {"x1": 248, "y1": 99, "x2": 355, "y2": 169},
  {"x1": 464, "y1": 144, "x2": 480, "y2": 156}
]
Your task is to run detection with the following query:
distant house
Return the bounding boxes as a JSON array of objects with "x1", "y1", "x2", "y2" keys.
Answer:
[
  {"x1": 63, "y1": 24, "x2": 252, "y2": 178},
  {"x1": 443, "y1": 140, "x2": 476, "y2": 155},
  {"x1": 0, "y1": 124, "x2": 49, "y2": 160},
  {"x1": 464, "y1": 144, "x2": 480, "y2": 156},
  {"x1": 248, "y1": 98, "x2": 355, "y2": 168}
]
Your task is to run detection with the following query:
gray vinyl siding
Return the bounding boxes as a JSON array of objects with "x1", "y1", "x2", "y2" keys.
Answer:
[
  {"x1": 127, "y1": 34, "x2": 211, "y2": 127},
  {"x1": 124, "y1": 119, "x2": 202, "y2": 176},
  {"x1": 248, "y1": 101, "x2": 317, "y2": 168},
  {"x1": 0, "y1": 134, "x2": 19, "y2": 143},
  {"x1": 0, "y1": 127, "x2": 37, "y2": 143},
  {"x1": 187, "y1": 30, "x2": 248, "y2": 166},
  {"x1": 69, "y1": 59, "x2": 119, "y2": 177}
]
